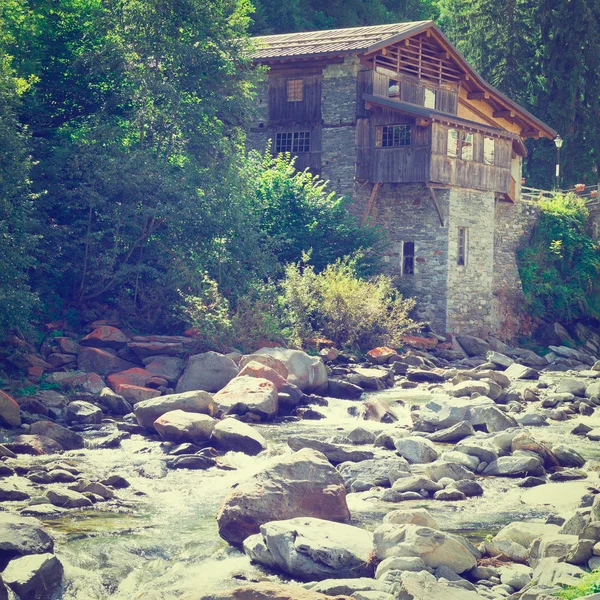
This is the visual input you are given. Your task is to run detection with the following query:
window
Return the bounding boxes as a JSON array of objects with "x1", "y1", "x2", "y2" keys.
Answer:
[
  {"x1": 388, "y1": 79, "x2": 400, "y2": 98},
  {"x1": 447, "y1": 128, "x2": 459, "y2": 158},
  {"x1": 401, "y1": 241, "x2": 415, "y2": 275},
  {"x1": 447, "y1": 129, "x2": 474, "y2": 160},
  {"x1": 275, "y1": 131, "x2": 311, "y2": 153},
  {"x1": 286, "y1": 79, "x2": 303, "y2": 102},
  {"x1": 484, "y1": 137, "x2": 495, "y2": 165},
  {"x1": 457, "y1": 227, "x2": 468, "y2": 266},
  {"x1": 376, "y1": 125, "x2": 411, "y2": 148},
  {"x1": 424, "y1": 88, "x2": 436, "y2": 109},
  {"x1": 461, "y1": 132, "x2": 473, "y2": 161}
]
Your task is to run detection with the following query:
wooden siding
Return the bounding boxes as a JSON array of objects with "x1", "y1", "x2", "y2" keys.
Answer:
[
  {"x1": 268, "y1": 74, "x2": 322, "y2": 125},
  {"x1": 429, "y1": 122, "x2": 512, "y2": 192}
]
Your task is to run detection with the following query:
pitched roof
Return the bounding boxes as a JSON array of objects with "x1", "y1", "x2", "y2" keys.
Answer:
[{"x1": 251, "y1": 21, "x2": 432, "y2": 60}]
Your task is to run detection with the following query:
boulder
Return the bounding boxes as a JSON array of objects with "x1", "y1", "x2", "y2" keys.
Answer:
[
  {"x1": 238, "y1": 361, "x2": 287, "y2": 390},
  {"x1": 424, "y1": 461, "x2": 475, "y2": 482},
  {"x1": 0, "y1": 391, "x2": 21, "y2": 427},
  {"x1": 504, "y1": 363, "x2": 538, "y2": 380},
  {"x1": 243, "y1": 517, "x2": 374, "y2": 580},
  {"x1": 447, "y1": 479, "x2": 483, "y2": 497},
  {"x1": 418, "y1": 396, "x2": 494, "y2": 429},
  {"x1": 0, "y1": 513, "x2": 55, "y2": 560},
  {"x1": 77, "y1": 346, "x2": 136, "y2": 376},
  {"x1": 394, "y1": 571, "x2": 483, "y2": 600},
  {"x1": 327, "y1": 379, "x2": 364, "y2": 400},
  {"x1": 210, "y1": 418, "x2": 267, "y2": 456},
  {"x1": 29, "y1": 421, "x2": 85, "y2": 450},
  {"x1": 449, "y1": 381, "x2": 490, "y2": 398},
  {"x1": 288, "y1": 436, "x2": 374, "y2": 464},
  {"x1": 337, "y1": 457, "x2": 410, "y2": 491},
  {"x1": 456, "y1": 336, "x2": 489, "y2": 357},
  {"x1": 134, "y1": 390, "x2": 215, "y2": 430},
  {"x1": 373, "y1": 524, "x2": 477, "y2": 573},
  {"x1": 427, "y1": 421, "x2": 475, "y2": 443},
  {"x1": 238, "y1": 354, "x2": 289, "y2": 380},
  {"x1": 141, "y1": 355, "x2": 185, "y2": 383},
  {"x1": 390, "y1": 476, "x2": 442, "y2": 494},
  {"x1": 46, "y1": 489, "x2": 93, "y2": 509},
  {"x1": 216, "y1": 448, "x2": 350, "y2": 545},
  {"x1": 394, "y1": 437, "x2": 439, "y2": 464},
  {"x1": 487, "y1": 351, "x2": 514, "y2": 368},
  {"x1": 367, "y1": 347, "x2": 399, "y2": 364},
  {"x1": 556, "y1": 378, "x2": 587, "y2": 397},
  {"x1": 0, "y1": 483, "x2": 30, "y2": 502},
  {"x1": 480, "y1": 406, "x2": 518, "y2": 432},
  {"x1": 529, "y1": 534, "x2": 579, "y2": 568},
  {"x1": 552, "y1": 444, "x2": 586, "y2": 468},
  {"x1": 2, "y1": 553, "x2": 63, "y2": 600},
  {"x1": 383, "y1": 509, "x2": 438, "y2": 529},
  {"x1": 153, "y1": 410, "x2": 216, "y2": 444},
  {"x1": 499, "y1": 564, "x2": 532, "y2": 591},
  {"x1": 200, "y1": 582, "x2": 353, "y2": 600},
  {"x1": 483, "y1": 456, "x2": 543, "y2": 477},
  {"x1": 7, "y1": 435, "x2": 63, "y2": 455},
  {"x1": 176, "y1": 351, "x2": 239, "y2": 393},
  {"x1": 256, "y1": 348, "x2": 328, "y2": 392},
  {"x1": 66, "y1": 400, "x2": 102, "y2": 424},
  {"x1": 106, "y1": 367, "x2": 152, "y2": 391},
  {"x1": 214, "y1": 376, "x2": 278, "y2": 419},
  {"x1": 114, "y1": 384, "x2": 161, "y2": 404},
  {"x1": 80, "y1": 325, "x2": 129, "y2": 349},
  {"x1": 493, "y1": 522, "x2": 560, "y2": 550},
  {"x1": 406, "y1": 369, "x2": 445, "y2": 384}
]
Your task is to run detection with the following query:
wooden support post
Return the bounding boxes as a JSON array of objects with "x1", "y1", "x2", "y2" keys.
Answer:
[
  {"x1": 427, "y1": 185, "x2": 445, "y2": 227},
  {"x1": 362, "y1": 182, "x2": 380, "y2": 225}
]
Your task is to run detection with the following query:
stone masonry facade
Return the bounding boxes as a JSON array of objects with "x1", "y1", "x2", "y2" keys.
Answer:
[{"x1": 249, "y1": 57, "x2": 542, "y2": 338}]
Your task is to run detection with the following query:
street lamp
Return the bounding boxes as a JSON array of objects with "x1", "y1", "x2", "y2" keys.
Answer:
[{"x1": 554, "y1": 135, "x2": 563, "y2": 190}]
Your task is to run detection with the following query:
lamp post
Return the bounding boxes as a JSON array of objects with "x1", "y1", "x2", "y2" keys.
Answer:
[{"x1": 554, "y1": 135, "x2": 563, "y2": 190}]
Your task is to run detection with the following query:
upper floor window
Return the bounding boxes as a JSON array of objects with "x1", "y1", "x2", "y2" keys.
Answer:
[
  {"x1": 286, "y1": 79, "x2": 303, "y2": 102},
  {"x1": 457, "y1": 227, "x2": 468, "y2": 266},
  {"x1": 376, "y1": 124, "x2": 411, "y2": 148},
  {"x1": 424, "y1": 88, "x2": 436, "y2": 109},
  {"x1": 402, "y1": 241, "x2": 415, "y2": 275},
  {"x1": 484, "y1": 137, "x2": 495, "y2": 165},
  {"x1": 275, "y1": 131, "x2": 311, "y2": 153},
  {"x1": 388, "y1": 79, "x2": 400, "y2": 98},
  {"x1": 447, "y1": 129, "x2": 473, "y2": 160}
]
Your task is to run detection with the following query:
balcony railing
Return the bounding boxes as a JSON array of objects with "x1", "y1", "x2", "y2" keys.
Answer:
[{"x1": 522, "y1": 183, "x2": 600, "y2": 203}]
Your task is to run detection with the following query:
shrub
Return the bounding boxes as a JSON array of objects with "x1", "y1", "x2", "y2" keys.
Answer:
[
  {"x1": 281, "y1": 255, "x2": 419, "y2": 350},
  {"x1": 518, "y1": 193, "x2": 600, "y2": 322}
]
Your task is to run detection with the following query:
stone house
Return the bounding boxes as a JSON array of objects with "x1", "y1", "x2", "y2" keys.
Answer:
[{"x1": 247, "y1": 21, "x2": 556, "y2": 337}]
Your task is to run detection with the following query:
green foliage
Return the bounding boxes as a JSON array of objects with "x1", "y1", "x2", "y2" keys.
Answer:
[
  {"x1": 281, "y1": 255, "x2": 418, "y2": 350},
  {"x1": 556, "y1": 569, "x2": 600, "y2": 599},
  {"x1": 0, "y1": 50, "x2": 38, "y2": 340},
  {"x1": 518, "y1": 193, "x2": 600, "y2": 321},
  {"x1": 246, "y1": 150, "x2": 384, "y2": 275}
]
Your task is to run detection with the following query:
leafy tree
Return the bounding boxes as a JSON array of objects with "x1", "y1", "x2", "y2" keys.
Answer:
[
  {"x1": 0, "y1": 51, "x2": 37, "y2": 338},
  {"x1": 518, "y1": 193, "x2": 600, "y2": 322}
]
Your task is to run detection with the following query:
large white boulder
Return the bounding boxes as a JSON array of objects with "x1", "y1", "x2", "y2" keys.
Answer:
[
  {"x1": 153, "y1": 410, "x2": 216, "y2": 444},
  {"x1": 256, "y1": 348, "x2": 327, "y2": 392},
  {"x1": 176, "y1": 351, "x2": 239, "y2": 393},
  {"x1": 213, "y1": 376, "x2": 278, "y2": 419},
  {"x1": 134, "y1": 390, "x2": 215, "y2": 430}
]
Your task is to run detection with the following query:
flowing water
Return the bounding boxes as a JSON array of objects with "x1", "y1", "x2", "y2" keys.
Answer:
[{"x1": 6, "y1": 379, "x2": 600, "y2": 599}]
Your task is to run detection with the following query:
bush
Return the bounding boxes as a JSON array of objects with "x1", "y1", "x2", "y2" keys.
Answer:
[
  {"x1": 281, "y1": 255, "x2": 419, "y2": 350},
  {"x1": 518, "y1": 193, "x2": 600, "y2": 322}
]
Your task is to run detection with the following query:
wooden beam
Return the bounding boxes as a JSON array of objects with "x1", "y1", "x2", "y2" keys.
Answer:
[
  {"x1": 416, "y1": 117, "x2": 431, "y2": 127},
  {"x1": 362, "y1": 182, "x2": 381, "y2": 225},
  {"x1": 427, "y1": 185, "x2": 445, "y2": 227},
  {"x1": 521, "y1": 130, "x2": 540, "y2": 139},
  {"x1": 493, "y1": 110, "x2": 515, "y2": 119},
  {"x1": 467, "y1": 91, "x2": 490, "y2": 100}
]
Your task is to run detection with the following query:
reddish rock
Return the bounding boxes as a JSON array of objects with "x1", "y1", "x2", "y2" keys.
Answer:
[
  {"x1": 80, "y1": 326, "x2": 129, "y2": 349},
  {"x1": 0, "y1": 391, "x2": 21, "y2": 427},
  {"x1": 46, "y1": 353, "x2": 77, "y2": 368},
  {"x1": 367, "y1": 347, "x2": 400, "y2": 365},
  {"x1": 146, "y1": 377, "x2": 168, "y2": 388},
  {"x1": 401, "y1": 335, "x2": 439, "y2": 351},
  {"x1": 56, "y1": 338, "x2": 81, "y2": 354},
  {"x1": 115, "y1": 385, "x2": 161, "y2": 404},
  {"x1": 25, "y1": 355, "x2": 54, "y2": 371},
  {"x1": 239, "y1": 354, "x2": 289, "y2": 380},
  {"x1": 7, "y1": 435, "x2": 63, "y2": 455},
  {"x1": 77, "y1": 347, "x2": 136, "y2": 376},
  {"x1": 90, "y1": 319, "x2": 122, "y2": 329},
  {"x1": 27, "y1": 366, "x2": 44, "y2": 379},
  {"x1": 237, "y1": 361, "x2": 287, "y2": 390},
  {"x1": 106, "y1": 368, "x2": 152, "y2": 391}
]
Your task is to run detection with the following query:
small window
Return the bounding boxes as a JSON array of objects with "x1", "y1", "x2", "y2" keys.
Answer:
[
  {"x1": 388, "y1": 79, "x2": 400, "y2": 98},
  {"x1": 484, "y1": 137, "x2": 495, "y2": 165},
  {"x1": 447, "y1": 128, "x2": 459, "y2": 158},
  {"x1": 461, "y1": 132, "x2": 474, "y2": 161},
  {"x1": 457, "y1": 227, "x2": 468, "y2": 266},
  {"x1": 275, "y1": 131, "x2": 311, "y2": 153},
  {"x1": 376, "y1": 125, "x2": 411, "y2": 148},
  {"x1": 286, "y1": 79, "x2": 303, "y2": 102},
  {"x1": 401, "y1": 241, "x2": 415, "y2": 275},
  {"x1": 424, "y1": 88, "x2": 436, "y2": 109}
]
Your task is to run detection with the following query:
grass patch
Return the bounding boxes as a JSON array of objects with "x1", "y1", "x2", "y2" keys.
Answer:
[{"x1": 556, "y1": 569, "x2": 600, "y2": 599}]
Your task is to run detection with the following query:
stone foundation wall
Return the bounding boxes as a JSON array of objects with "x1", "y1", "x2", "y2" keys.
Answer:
[
  {"x1": 446, "y1": 189, "x2": 495, "y2": 337},
  {"x1": 246, "y1": 76, "x2": 270, "y2": 154},
  {"x1": 352, "y1": 183, "x2": 450, "y2": 333},
  {"x1": 491, "y1": 200, "x2": 541, "y2": 338}
]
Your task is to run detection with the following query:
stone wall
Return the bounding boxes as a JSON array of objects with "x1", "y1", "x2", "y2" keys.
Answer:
[
  {"x1": 352, "y1": 183, "x2": 450, "y2": 333},
  {"x1": 319, "y1": 58, "x2": 360, "y2": 199},
  {"x1": 246, "y1": 76, "x2": 270, "y2": 154},
  {"x1": 491, "y1": 199, "x2": 541, "y2": 339},
  {"x1": 446, "y1": 189, "x2": 495, "y2": 337}
]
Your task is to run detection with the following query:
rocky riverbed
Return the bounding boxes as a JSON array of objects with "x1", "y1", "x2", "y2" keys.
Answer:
[{"x1": 3, "y1": 323, "x2": 600, "y2": 599}]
